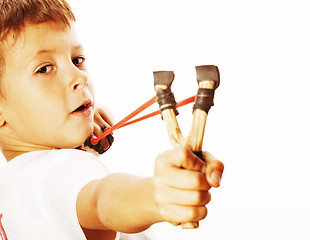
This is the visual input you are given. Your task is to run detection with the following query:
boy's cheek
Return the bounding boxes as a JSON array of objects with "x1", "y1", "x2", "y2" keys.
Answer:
[
  {"x1": 61, "y1": 119, "x2": 94, "y2": 148},
  {"x1": 87, "y1": 80, "x2": 95, "y2": 98}
]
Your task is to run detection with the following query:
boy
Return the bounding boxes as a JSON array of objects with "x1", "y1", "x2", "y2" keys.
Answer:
[{"x1": 0, "y1": 0, "x2": 224, "y2": 239}]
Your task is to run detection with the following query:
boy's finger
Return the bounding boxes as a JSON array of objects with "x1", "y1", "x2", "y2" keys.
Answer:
[
  {"x1": 159, "y1": 145, "x2": 206, "y2": 172},
  {"x1": 93, "y1": 122, "x2": 103, "y2": 137},
  {"x1": 94, "y1": 112, "x2": 110, "y2": 128},
  {"x1": 203, "y1": 152, "x2": 224, "y2": 188},
  {"x1": 93, "y1": 124, "x2": 110, "y2": 151},
  {"x1": 94, "y1": 104, "x2": 114, "y2": 126},
  {"x1": 161, "y1": 204, "x2": 208, "y2": 224},
  {"x1": 159, "y1": 168, "x2": 211, "y2": 191},
  {"x1": 156, "y1": 185, "x2": 211, "y2": 206}
]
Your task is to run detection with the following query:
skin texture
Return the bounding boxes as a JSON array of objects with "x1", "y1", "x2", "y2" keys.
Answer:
[
  {"x1": 0, "y1": 22, "x2": 224, "y2": 239},
  {"x1": 0, "y1": 22, "x2": 94, "y2": 160}
]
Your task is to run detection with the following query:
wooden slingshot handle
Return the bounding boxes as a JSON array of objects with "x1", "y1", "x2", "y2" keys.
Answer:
[
  {"x1": 153, "y1": 71, "x2": 183, "y2": 146},
  {"x1": 154, "y1": 65, "x2": 220, "y2": 229},
  {"x1": 186, "y1": 65, "x2": 220, "y2": 155},
  {"x1": 183, "y1": 65, "x2": 219, "y2": 229}
]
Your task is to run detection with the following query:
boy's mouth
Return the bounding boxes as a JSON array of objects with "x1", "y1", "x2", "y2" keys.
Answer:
[{"x1": 72, "y1": 100, "x2": 92, "y2": 116}]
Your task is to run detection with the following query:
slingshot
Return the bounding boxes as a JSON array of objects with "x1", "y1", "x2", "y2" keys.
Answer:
[
  {"x1": 85, "y1": 65, "x2": 220, "y2": 229},
  {"x1": 153, "y1": 65, "x2": 220, "y2": 228}
]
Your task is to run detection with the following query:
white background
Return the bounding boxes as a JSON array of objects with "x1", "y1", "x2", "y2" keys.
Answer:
[{"x1": 2, "y1": 0, "x2": 310, "y2": 239}]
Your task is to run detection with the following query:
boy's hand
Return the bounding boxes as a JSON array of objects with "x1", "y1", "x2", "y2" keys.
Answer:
[
  {"x1": 81, "y1": 104, "x2": 114, "y2": 155},
  {"x1": 152, "y1": 146, "x2": 224, "y2": 225},
  {"x1": 93, "y1": 103, "x2": 114, "y2": 146}
]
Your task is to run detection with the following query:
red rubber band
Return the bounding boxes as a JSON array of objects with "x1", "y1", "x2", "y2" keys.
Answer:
[
  {"x1": 91, "y1": 96, "x2": 157, "y2": 145},
  {"x1": 119, "y1": 95, "x2": 196, "y2": 129},
  {"x1": 90, "y1": 95, "x2": 196, "y2": 145}
]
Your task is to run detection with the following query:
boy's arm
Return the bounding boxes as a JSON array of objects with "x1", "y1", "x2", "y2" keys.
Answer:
[
  {"x1": 76, "y1": 146, "x2": 224, "y2": 233},
  {"x1": 77, "y1": 173, "x2": 160, "y2": 233}
]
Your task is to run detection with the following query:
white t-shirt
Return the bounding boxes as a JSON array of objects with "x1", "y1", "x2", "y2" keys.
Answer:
[{"x1": 0, "y1": 149, "x2": 154, "y2": 240}]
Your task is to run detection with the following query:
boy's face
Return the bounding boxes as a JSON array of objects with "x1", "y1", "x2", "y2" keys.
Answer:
[{"x1": 0, "y1": 22, "x2": 95, "y2": 150}]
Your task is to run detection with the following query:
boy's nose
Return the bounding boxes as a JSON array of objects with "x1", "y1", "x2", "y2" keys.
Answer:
[{"x1": 69, "y1": 69, "x2": 88, "y2": 92}]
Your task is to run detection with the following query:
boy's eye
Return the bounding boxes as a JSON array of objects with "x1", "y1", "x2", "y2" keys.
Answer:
[
  {"x1": 72, "y1": 56, "x2": 85, "y2": 65},
  {"x1": 36, "y1": 65, "x2": 54, "y2": 74}
]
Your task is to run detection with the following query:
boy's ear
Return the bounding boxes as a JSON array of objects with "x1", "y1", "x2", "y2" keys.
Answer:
[{"x1": 0, "y1": 112, "x2": 6, "y2": 127}]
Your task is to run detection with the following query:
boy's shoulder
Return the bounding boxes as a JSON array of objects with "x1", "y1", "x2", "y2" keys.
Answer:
[
  {"x1": 0, "y1": 149, "x2": 104, "y2": 239},
  {"x1": 0, "y1": 149, "x2": 108, "y2": 183}
]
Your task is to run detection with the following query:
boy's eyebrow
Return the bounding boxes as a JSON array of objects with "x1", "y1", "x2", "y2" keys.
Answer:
[
  {"x1": 35, "y1": 49, "x2": 56, "y2": 56},
  {"x1": 34, "y1": 45, "x2": 84, "y2": 56},
  {"x1": 72, "y1": 45, "x2": 85, "y2": 53},
  {"x1": 29, "y1": 45, "x2": 85, "y2": 63},
  {"x1": 27, "y1": 49, "x2": 56, "y2": 65}
]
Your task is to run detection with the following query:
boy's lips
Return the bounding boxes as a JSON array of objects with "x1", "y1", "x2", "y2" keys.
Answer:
[{"x1": 71, "y1": 100, "x2": 93, "y2": 116}]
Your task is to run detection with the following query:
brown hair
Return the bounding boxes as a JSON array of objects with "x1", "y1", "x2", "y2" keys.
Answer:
[{"x1": 0, "y1": 0, "x2": 75, "y2": 98}]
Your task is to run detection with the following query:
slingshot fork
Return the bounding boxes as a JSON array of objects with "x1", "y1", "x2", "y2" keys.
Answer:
[{"x1": 153, "y1": 65, "x2": 220, "y2": 229}]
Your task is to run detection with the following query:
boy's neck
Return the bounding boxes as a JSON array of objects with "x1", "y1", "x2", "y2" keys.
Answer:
[
  {"x1": 2, "y1": 149, "x2": 32, "y2": 162},
  {"x1": 3, "y1": 151, "x2": 20, "y2": 162},
  {"x1": 1, "y1": 146, "x2": 54, "y2": 162}
]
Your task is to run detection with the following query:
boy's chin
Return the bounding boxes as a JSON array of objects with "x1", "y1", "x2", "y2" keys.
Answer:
[{"x1": 57, "y1": 133, "x2": 92, "y2": 149}]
